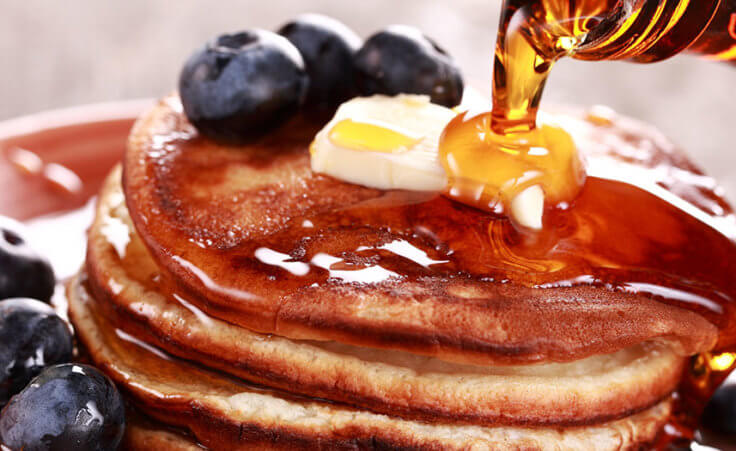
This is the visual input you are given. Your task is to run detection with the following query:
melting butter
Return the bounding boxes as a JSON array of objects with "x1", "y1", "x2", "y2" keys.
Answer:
[
  {"x1": 439, "y1": 111, "x2": 585, "y2": 220},
  {"x1": 310, "y1": 95, "x2": 454, "y2": 192},
  {"x1": 328, "y1": 119, "x2": 424, "y2": 153}
]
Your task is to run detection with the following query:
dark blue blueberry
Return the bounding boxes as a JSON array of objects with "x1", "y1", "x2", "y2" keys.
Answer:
[
  {"x1": 0, "y1": 216, "x2": 55, "y2": 303},
  {"x1": 701, "y1": 383, "x2": 736, "y2": 435},
  {"x1": 179, "y1": 29, "x2": 309, "y2": 143},
  {"x1": 0, "y1": 364, "x2": 125, "y2": 451},
  {"x1": 353, "y1": 25, "x2": 464, "y2": 107},
  {"x1": 278, "y1": 14, "x2": 362, "y2": 109},
  {"x1": 0, "y1": 298, "x2": 73, "y2": 407}
]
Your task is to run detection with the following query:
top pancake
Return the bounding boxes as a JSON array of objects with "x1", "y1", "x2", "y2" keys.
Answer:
[{"x1": 123, "y1": 95, "x2": 736, "y2": 365}]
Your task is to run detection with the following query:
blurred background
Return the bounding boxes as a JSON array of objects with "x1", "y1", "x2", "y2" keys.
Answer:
[{"x1": 2, "y1": 0, "x2": 734, "y2": 195}]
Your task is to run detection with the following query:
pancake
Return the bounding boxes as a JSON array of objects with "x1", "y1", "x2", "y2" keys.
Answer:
[
  {"x1": 122, "y1": 95, "x2": 734, "y2": 366},
  {"x1": 68, "y1": 273, "x2": 673, "y2": 450},
  {"x1": 86, "y1": 166, "x2": 685, "y2": 426},
  {"x1": 123, "y1": 414, "x2": 201, "y2": 451}
]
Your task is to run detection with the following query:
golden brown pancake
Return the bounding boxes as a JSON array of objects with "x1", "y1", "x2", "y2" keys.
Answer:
[
  {"x1": 85, "y1": 166, "x2": 685, "y2": 427},
  {"x1": 122, "y1": 95, "x2": 732, "y2": 366},
  {"x1": 68, "y1": 273, "x2": 674, "y2": 450},
  {"x1": 123, "y1": 414, "x2": 201, "y2": 451}
]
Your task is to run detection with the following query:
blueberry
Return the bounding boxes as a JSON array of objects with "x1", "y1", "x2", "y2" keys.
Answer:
[
  {"x1": 0, "y1": 298, "x2": 73, "y2": 407},
  {"x1": 179, "y1": 29, "x2": 309, "y2": 143},
  {"x1": 701, "y1": 383, "x2": 736, "y2": 435},
  {"x1": 0, "y1": 216, "x2": 55, "y2": 303},
  {"x1": 353, "y1": 25, "x2": 464, "y2": 107},
  {"x1": 0, "y1": 364, "x2": 125, "y2": 451},
  {"x1": 278, "y1": 14, "x2": 362, "y2": 109}
]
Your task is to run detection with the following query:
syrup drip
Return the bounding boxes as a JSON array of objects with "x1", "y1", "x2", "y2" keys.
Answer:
[{"x1": 654, "y1": 351, "x2": 736, "y2": 448}]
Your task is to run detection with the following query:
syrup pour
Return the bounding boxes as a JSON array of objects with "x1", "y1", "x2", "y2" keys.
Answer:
[{"x1": 440, "y1": 0, "x2": 736, "y2": 220}]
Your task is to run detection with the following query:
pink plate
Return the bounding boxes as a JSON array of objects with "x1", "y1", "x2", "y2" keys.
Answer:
[{"x1": 0, "y1": 100, "x2": 151, "y2": 220}]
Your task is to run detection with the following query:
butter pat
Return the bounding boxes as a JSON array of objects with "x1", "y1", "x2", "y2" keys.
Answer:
[
  {"x1": 311, "y1": 94, "x2": 549, "y2": 231},
  {"x1": 510, "y1": 185, "x2": 544, "y2": 230},
  {"x1": 328, "y1": 119, "x2": 423, "y2": 153},
  {"x1": 310, "y1": 95, "x2": 455, "y2": 191}
]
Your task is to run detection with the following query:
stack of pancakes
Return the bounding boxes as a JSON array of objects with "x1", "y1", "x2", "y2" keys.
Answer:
[{"x1": 68, "y1": 95, "x2": 735, "y2": 450}]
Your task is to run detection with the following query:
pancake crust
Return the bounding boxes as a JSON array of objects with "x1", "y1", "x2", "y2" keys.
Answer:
[
  {"x1": 86, "y1": 166, "x2": 685, "y2": 427},
  {"x1": 123, "y1": 95, "x2": 727, "y2": 365},
  {"x1": 123, "y1": 415, "x2": 201, "y2": 451},
  {"x1": 69, "y1": 274, "x2": 673, "y2": 450}
]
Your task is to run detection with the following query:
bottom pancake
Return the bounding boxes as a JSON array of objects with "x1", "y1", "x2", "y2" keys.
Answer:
[
  {"x1": 69, "y1": 273, "x2": 672, "y2": 450},
  {"x1": 123, "y1": 413, "x2": 201, "y2": 451}
]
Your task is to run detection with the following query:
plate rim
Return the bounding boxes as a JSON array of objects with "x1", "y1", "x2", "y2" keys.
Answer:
[{"x1": 0, "y1": 98, "x2": 154, "y2": 141}]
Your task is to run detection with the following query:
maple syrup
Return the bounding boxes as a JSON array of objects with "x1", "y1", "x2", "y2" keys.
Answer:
[
  {"x1": 440, "y1": 0, "x2": 736, "y2": 219},
  {"x1": 439, "y1": 112, "x2": 585, "y2": 218},
  {"x1": 489, "y1": 0, "x2": 735, "y2": 131}
]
